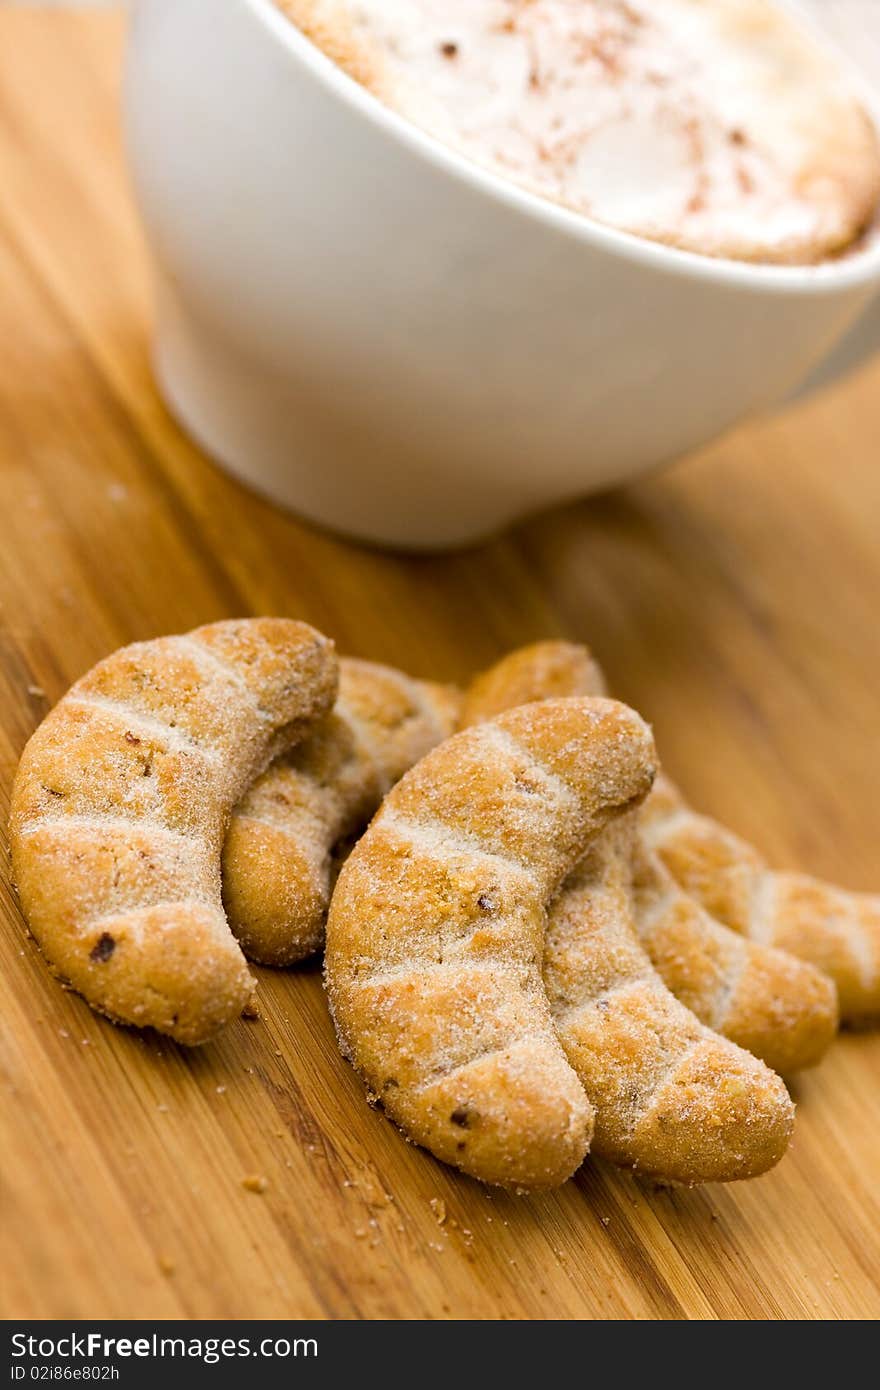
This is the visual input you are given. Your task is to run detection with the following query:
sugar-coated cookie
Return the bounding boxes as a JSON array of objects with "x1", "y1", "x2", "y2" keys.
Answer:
[
  {"x1": 326, "y1": 697, "x2": 660, "y2": 1187},
  {"x1": 545, "y1": 816, "x2": 794, "y2": 1182},
  {"x1": 10, "y1": 620, "x2": 338, "y2": 1043},
  {"x1": 463, "y1": 642, "x2": 838, "y2": 1071},
  {"x1": 223, "y1": 657, "x2": 460, "y2": 964},
  {"x1": 642, "y1": 776, "x2": 880, "y2": 1025}
]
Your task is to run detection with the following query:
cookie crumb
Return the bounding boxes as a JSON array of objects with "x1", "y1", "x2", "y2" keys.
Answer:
[
  {"x1": 158, "y1": 1254, "x2": 175, "y2": 1276},
  {"x1": 429, "y1": 1197, "x2": 447, "y2": 1225},
  {"x1": 242, "y1": 1175, "x2": 268, "y2": 1194}
]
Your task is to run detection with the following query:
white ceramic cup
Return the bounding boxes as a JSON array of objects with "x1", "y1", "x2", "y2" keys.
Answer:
[{"x1": 124, "y1": 0, "x2": 880, "y2": 549}]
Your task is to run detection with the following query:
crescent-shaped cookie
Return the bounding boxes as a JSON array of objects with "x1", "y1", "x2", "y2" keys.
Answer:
[
  {"x1": 9, "y1": 619, "x2": 338, "y2": 1044},
  {"x1": 460, "y1": 640, "x2": 609, "y2": 722},
  {"x1": 326, "y1": 697, "x2": 659, "y2": 1188},
  {"x1": 545, "y1": 816, "x2": 794, "y2": 1182},
  {"x1": 629, "y1": 831, "x2": 837, "y2": 1073},
  {"x1": 463, "y1": 642, "x2": 838, "y2": 1073},
  {"x1": 222, "y1": 658, "x2": 460, "y2": 965},
  {"x1": 641, "y1": 776, "x2": 880, "y2": 1025}
]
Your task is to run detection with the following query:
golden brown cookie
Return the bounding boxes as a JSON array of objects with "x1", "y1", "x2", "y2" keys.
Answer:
[
  {"x1": 545, "y1": 816, "x2": 794, "y2": 1182},
  {"x1": 223, "y1": 658, "x2": 460, "y2": 965},
  {"x1": 642, "y1": 776, "x2": 880, "y2": 1025},
  {"x1": 460, "y1": 641, "x2": 608, "y2": 725},
  {"x1": 630, "y1": 833, "x2": 836, "y2": 1074},
  {"x1": 326, "y1": 697, "x2": 660, "y2": 1188},
  {"x1": 463, "y1": 642, "x2": 838, "y2": 1071},
  {"x1": 10, "y1": 620, "x2": 338, "y2": 1044}
]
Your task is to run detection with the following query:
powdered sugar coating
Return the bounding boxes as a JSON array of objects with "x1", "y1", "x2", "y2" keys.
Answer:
[
  {"x1": 10, "y1": 620, "x2": 338, "y2": 1044},
  {"x1": 545, "y1": 817, "x2": 794, "y2": 1181},
  {"x1": 642, "y1": 775, "x2": 880, "y2": 1024},
  {"x1": 463, "y1": 641, "x2": 838, "y2": 1073},
  {"x1": 325, "y1": 696, "x2": 658, "y2": 1188},
  {"x1": 223, "y1": 657, "x2": 461, "y2": 964}
]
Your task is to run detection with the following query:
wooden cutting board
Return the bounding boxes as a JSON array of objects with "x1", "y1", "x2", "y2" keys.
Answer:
[{"x1": 1, "y1": 9, "x2": 878, "y2": 1322}]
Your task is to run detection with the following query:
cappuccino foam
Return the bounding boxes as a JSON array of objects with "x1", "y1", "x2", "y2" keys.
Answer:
[{"x1": 277, "y1": 0, "x2": 880, "y2": 264}]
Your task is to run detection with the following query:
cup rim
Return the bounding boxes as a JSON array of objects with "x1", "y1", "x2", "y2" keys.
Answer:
[{"x1": 250, "y1": 0, "x2": 880, "y2": 298}]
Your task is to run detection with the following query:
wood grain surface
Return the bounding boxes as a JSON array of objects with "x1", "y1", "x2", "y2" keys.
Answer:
[{"x1": 1, "y1": 9, "x2": 879, "y2": 1322}]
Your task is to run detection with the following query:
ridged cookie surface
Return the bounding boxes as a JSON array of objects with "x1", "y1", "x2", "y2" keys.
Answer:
[
  {"x1": 10, "y1": 620, "x2": 338, "y2": 1044},
  {"x1": 546, "y1": 817, "x2": 794, "y2": 1182},
  {"x1": 326, "y1": 697, "x2": 658, "y2": 1188},
  {"x1": 223, "y1": 657, "x2": 460, "y2": 965},
  {"x1": 642, "y1": 776, "x2": 880, "y2": 1025},
  {"x1": 463, "y1": 642, "x2": 838, "y2": 1072}
]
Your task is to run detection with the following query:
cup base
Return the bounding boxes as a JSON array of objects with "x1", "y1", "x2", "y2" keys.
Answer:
[{"x1": 152, "y1": 290, "x2": 516, "y2": 553}]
